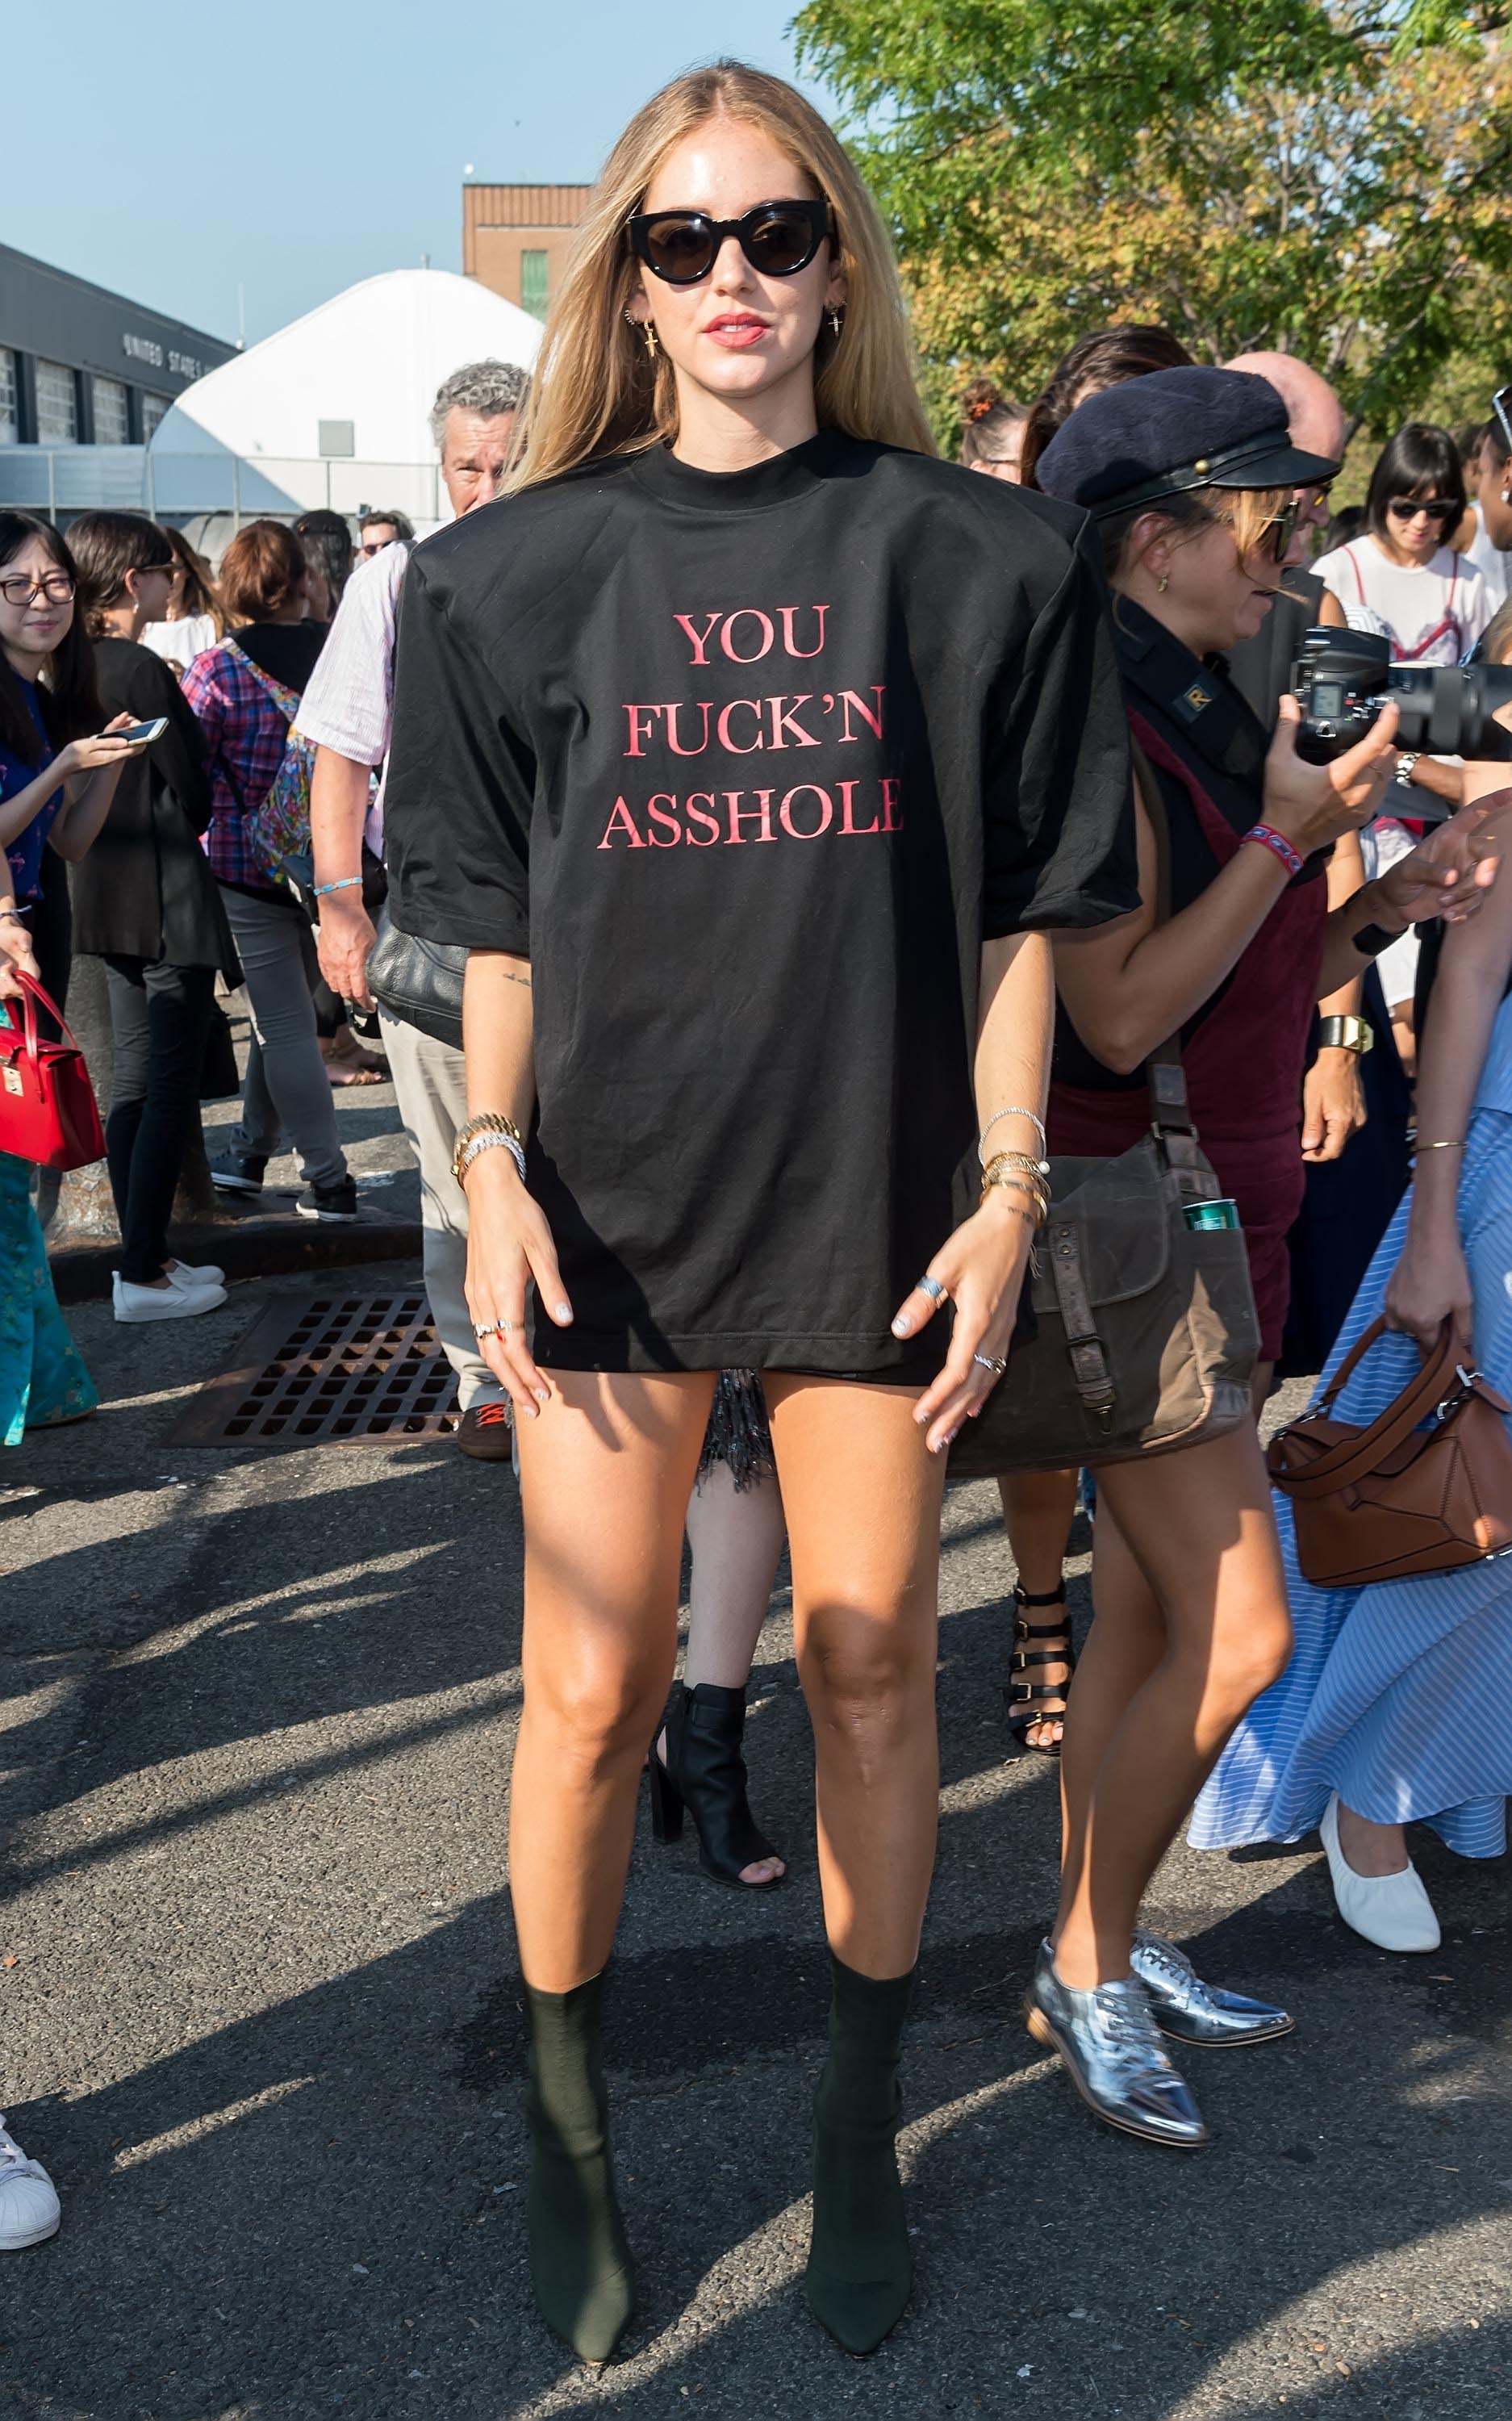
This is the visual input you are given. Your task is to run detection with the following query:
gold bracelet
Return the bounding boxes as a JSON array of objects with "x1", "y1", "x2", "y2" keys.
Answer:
[
  {"x1": 1415, "y1": 1139, "x2": 1467, "y2": 1152},
  {"x1": 980, "y1": 1170, "x2": 1049, "y2": 1223},
  {"x1": 451, "y1": 1110, "x2": 523, "y2": 1188},
  {"x1": 980, "y1": 1148, "x2": 1050, "y2": 1192}
]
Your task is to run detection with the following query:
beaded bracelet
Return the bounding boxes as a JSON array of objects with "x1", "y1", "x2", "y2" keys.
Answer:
[
  {"x1": 313, "y1": 875, "x2": 364, "y2": 899},
  {"x1": 1241, "y1": 823, "x2": 1304, "y2": 880},
  {"x1": 978, "y1": 1104, "x2": 1048, "y2": 1165}
]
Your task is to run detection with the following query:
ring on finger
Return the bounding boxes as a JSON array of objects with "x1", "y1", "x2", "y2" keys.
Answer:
[
  {"x1": 473, "y1": 1317, "x2": 519, "y2": 1340},
  {"x1": 916, "y1": 1274, "x2": 948, "y2": 1302},
  {"x1": 971, "y1": 1350, "x2": 1008, "y2": 1377}
]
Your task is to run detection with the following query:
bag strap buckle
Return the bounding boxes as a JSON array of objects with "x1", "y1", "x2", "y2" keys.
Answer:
[{"x1": 1436, "y1": 1363, "x2": 1485, "y2": 1422}]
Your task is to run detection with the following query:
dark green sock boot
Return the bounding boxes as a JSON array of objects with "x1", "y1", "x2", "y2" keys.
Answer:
[
  {"x1": 804, "y1": 1951, "x2": 916, "y2": 2356},
  {"x1": 523, "y1": 1970, "x2": 634, "y2": 2365}
]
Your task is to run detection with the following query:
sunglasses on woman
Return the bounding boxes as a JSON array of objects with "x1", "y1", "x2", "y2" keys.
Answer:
[
  {"x1": 1206, "y1": 500, "x2": 1299, "y2": 562},
  {"x1": 1386, "y1": 496, "x2": 1458, "y2": 523},
  {"x1": 627, "y1": 199, "x2": 833, "y2": 286}
]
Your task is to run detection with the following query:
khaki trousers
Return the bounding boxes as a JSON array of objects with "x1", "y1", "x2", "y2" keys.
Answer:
[{"x1": 377, "y1": 1010, "x2": 504, "y2": 1410}]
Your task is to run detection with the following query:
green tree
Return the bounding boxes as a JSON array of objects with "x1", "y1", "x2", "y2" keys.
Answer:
[{"x1": 796, "y1": 0, "x2": 1512, "y2": 441}]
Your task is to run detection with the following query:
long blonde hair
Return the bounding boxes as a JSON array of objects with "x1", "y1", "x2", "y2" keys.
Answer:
[{"x1": 505, "y1": 61, "x2": 934, "y2": 494}]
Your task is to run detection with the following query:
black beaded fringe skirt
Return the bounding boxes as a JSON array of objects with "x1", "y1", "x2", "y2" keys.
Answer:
[{"x1": 695, "y1": 1369, "x2": 775, "y2": 1493}]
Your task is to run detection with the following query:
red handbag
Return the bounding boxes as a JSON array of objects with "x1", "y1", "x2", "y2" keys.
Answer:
[{"x1": 0, "y1": 971, "x2": 107, "y2": 1171}]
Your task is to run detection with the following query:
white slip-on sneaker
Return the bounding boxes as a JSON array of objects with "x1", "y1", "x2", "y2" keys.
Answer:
[
  {"x1": 0, "y1": 2119, "x2": 60, "y2": 2251},
  {"x1": 1320, "y1": 1794, "x2": 1441, "y2": 1953},
  {"x1": 112, "y1": 1273, "x2": 228, "y2": 1323},
  {"x1": 165, "y1": 1260, "x2": 226, "y2": 1292}
]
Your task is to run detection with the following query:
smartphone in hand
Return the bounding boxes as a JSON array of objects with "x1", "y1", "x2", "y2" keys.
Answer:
[{"x1": 110, "y1": 717, "x2": 168, "y2": 746}]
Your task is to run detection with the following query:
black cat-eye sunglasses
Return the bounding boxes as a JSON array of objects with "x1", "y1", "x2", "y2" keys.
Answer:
[{"x1": 627, "y1": 199, "x2": 834, "y2": 286}]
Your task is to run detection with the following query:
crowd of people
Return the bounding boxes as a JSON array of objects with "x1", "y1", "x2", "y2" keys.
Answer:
[{"x1": 2, "y1": 53, "x2": 1510, "y2": 2369}]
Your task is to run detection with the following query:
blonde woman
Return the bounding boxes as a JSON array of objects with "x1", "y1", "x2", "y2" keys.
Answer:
[{"x1": 384, "y1": 61, "x2": 1134, "y2": 2361}]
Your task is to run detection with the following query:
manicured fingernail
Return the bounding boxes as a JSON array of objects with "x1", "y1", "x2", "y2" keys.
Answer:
[
  {"x1": 929, "y1": 1436, "x2": 944, "y2": 1453},
  {"x1": 535, "y1": 1387, "x2": 549, "y2": 1405},
  {"x1": 524, "y1": 1403, "x2": 538, "y2": 1419},
  {"x1": 892, "y1": 1315, "x2": 910, "y2": 1336},
  {"x1": 555, "y1": 1303, "x2": 572, "y2": 1323}
]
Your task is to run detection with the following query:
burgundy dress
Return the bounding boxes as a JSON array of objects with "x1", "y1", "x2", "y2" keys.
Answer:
[{"x1": 1048, "y1": 640, "x2": 1329, "y2": 1364}]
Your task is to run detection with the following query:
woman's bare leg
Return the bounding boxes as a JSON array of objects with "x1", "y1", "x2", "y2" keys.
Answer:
[
  {"x1": 998, "y1": 1466, "x2": 1081, "y2": 1747},
  {"x1": 766, "y1": 1377, "x2": 946, "y2": 1976},
  {"x1": 510, "y1": 1369, "x2": 715, "y2": 1992},
  {"x1": 1051, "y1": 1422, "x2": 1293, "y2": 1989},
  {"x1": 1335, "y1": 1805, "x2": 1412, "y2": 1875}
]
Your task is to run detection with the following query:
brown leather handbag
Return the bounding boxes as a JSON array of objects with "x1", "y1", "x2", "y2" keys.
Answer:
[
  {"x1": 1267, "y1": 1317, "x2": 1512, "y2": 1587},
  {"x1": 950, "y1": 757, "x2": 1260, "y2": 1479}
]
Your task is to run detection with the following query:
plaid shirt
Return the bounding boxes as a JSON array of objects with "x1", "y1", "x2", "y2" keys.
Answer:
[{"x1": 181, "y1": 642, "x2": 293, "y2": 887}]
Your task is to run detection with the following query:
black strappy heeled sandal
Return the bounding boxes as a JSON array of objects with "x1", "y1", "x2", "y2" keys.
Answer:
[
  {"x1": 1005, "y1": 1582, "x2": 1077, "y2": 1758},
  {"x1": 646, "y1": 1681, "x2": 786, "y2": 1888}
]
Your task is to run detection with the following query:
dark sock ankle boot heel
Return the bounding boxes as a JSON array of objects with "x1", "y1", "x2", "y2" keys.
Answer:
[
  {"x1": 804, "y1": 1951, "x2": 916, "y2": 2356},
  {"x1": 650, "y1": 1680, "x2": 783, "y2": 1888},
  {"x1": 523, "y1": 1971, "x2": 634, "y2": 2365}
]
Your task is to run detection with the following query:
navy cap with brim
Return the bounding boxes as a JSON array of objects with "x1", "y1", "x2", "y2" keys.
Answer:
[
  {"x1": 1037, "y1": 366, "x2": 1341, "y2": 519},
  {"x1": 1088, "y1": 430, "x2": 1339, "y2": 520}
]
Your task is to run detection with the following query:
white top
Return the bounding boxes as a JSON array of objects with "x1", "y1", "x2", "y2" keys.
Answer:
[
  {"x1": 292, "y1": 541, "x2": 409, "y2": 852},
  {"x1": 141, "y1": 613, "x2": 219, "y2": 671},
  {"x1": 1311, "y1": 537, "x2": 1492, "y2": 663},
  {"x1": 1461, "y1": 504, "x2": 1510, "y2": 614}
]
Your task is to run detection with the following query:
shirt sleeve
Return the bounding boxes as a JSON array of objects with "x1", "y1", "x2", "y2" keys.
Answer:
[
  {"x1": 384, "y1": 555, "x2": 537, "y2": 955},
  {"x1": 180, "y1": 650, "x2": 226, "y2": 759},
  {"x1": 981, "y1": 522, "x2": 1138, "y2": 935},
  {"x1": 126, "y1": 650, "x2": 211, "y2": 833},
  {"x1": 294, "y1": 546, "x2": 404, "y2": 765}
]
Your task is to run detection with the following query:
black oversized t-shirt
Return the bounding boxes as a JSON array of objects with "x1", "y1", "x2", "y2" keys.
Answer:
[{"x1": 385, "y1": 429, "x2": 1137, "y2": 1374}]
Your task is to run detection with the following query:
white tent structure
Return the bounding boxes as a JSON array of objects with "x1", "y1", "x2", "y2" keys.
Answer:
[{"x1": 146, "y1": 268, "x2": 542, "y2": 529}]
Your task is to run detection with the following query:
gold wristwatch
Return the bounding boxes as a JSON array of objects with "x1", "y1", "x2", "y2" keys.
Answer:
[{"x1": 1317, "y1": 1014, "x2": 1374, "y2": 1056}]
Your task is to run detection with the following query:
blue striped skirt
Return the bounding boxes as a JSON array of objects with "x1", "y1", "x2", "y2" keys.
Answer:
[{"x1": 1191, "y1": 1101, "x2": 1512, "y2": 1860}]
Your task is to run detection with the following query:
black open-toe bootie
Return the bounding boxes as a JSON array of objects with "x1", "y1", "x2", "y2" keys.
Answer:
[
  {"x1": 523, "y1": 1970, "x2": 634, "y2": 2366},
  {"x1": 804, "y1": 1951, "x2": 916, "y2": 2356},
  {"x1": 646, "y1": 1679, "x2": 784, "y2": 1888}
]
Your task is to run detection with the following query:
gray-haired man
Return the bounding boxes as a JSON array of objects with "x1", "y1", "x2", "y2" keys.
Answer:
[{"x1": 300, "y1": 358, "x2": 528, "y2": 1458}]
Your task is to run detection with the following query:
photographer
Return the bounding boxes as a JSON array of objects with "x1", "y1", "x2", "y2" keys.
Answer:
[{"x1": 998, "y1": 369, "x2": 1497, "y2": 2154}]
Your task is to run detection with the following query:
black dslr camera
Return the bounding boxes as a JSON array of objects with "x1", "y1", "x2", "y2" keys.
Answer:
[{"x1": 1292, "y1": 627, "x2": 1512, "y2": 773}]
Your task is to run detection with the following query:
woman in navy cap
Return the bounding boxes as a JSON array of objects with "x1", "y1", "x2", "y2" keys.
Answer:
[{"x1": 1010, "y1": 366, "x2": 1490, "y2": 2149}]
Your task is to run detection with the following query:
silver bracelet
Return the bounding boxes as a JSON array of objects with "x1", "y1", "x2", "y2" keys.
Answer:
[
  {"x1": 978, "y1": 1104, "x2": 1048, "y2": 1166},
  {"x1": 457, "y1": 1130, "x2": 527, "y2": 1187}
]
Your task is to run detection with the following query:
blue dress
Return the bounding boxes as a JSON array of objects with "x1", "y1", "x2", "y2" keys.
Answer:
[
  {"x1": 1, "y1": 1151, "x2": 97, "y2": 1445},
  {"x1": 1192, "y1": 989, "x2": 1512, "y2": 1860}
]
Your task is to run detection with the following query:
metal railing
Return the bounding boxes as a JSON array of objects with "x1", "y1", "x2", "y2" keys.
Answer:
[{"x1": 0, "y1": 446, "x2": 446, "y2": 528}]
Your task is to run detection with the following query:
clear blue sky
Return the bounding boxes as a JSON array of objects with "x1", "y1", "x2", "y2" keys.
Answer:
[{"x1": 6, "y1": 0, "x2": 829, "y2": 348}]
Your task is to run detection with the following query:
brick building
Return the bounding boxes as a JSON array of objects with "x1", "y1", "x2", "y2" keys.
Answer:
[{"x1": 462, "y1": 185, "x2": 591, "y2": 323}]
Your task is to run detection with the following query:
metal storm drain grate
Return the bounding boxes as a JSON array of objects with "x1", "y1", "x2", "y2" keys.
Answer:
[{"x1": 169, "y1": 1293, "x2": 459, "y2": 1447}]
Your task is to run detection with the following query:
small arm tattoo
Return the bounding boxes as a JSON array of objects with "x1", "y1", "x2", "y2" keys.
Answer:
[{"x1": 499, "y1": 969, "x2": 533, "y2": 990}]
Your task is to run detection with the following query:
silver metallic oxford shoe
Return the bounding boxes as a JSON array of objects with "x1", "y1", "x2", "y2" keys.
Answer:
[
  {"x1": 1024, "y1": 1941, "x2": 1209, "y2": 2150},
  {"x1": 1131, "y1": 1930, "x2": 1295, "y2": 2047}
]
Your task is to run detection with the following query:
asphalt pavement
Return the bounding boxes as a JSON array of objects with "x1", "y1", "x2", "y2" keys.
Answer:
[{"x1": 2, "y1": 1258, "x2": 1509, "y2": 2420}]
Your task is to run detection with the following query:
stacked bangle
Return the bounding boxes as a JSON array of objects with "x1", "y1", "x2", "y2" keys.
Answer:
[
  {"x1": 980, "y1": 1149, "x2": 1050, "y2": 1224},
  {"x1": 1241, "y1": 823, "x2": 1304, "y2": 879},
  {"x1": 452, "y1": 1110, "x2": 526, "y2": 1190}
]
